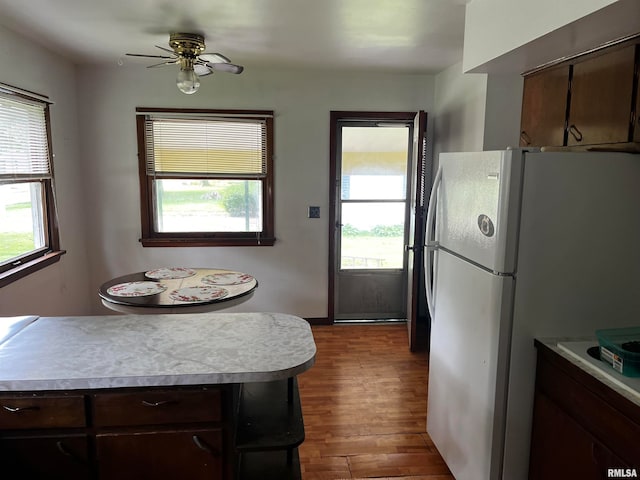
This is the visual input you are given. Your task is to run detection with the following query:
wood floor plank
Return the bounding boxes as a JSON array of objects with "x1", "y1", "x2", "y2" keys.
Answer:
[
  {"x1": 298, "y1": 324, "x2": 454, "y2": 479},
  {"x1": 348, "y1": 452, "x2": 451, "y2": 477}
]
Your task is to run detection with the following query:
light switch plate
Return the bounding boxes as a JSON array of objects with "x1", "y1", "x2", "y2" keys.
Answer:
[{"x1": 308, "y1": 206, "x2": 320, "y2": 218}]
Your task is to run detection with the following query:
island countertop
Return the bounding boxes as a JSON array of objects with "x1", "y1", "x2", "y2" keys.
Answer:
[{"x1": 0, "y1": 312, "x2": 316, "y2": 391}]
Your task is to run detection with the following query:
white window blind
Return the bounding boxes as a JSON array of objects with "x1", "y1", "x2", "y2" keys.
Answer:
[
  {"x1": 144, "y1": 115, "x2": 268, "y2": 178},
  {"x1": 0, "y1": 93, "x2": 51, "y2": 182}
]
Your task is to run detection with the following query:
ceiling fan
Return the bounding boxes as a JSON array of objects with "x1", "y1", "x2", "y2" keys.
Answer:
[{"x1": 126, "y1": 32, "x2": 244, "y2": 95}]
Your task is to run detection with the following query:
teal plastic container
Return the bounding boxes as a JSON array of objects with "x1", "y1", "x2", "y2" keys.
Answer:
[{"x1": 596, "y1": 327, "x2": 640, "y2": 377}]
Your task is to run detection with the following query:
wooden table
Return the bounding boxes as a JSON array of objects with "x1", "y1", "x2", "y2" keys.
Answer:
[{"x1": 99, "y1": 268, "x2": 258, "y2": 314}]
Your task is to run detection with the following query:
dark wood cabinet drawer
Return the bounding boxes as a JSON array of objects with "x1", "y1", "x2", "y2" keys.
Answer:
[
  {"x1": 92, "y1": 388, "x2": 221, "y2": 427},
  {"x1": 0, "y1": 395, "x2": 86, "y2": 429}
]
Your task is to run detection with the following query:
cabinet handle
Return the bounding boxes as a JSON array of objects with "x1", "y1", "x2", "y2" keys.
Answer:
[
  {"x1": 56, "y1": 441, "x2": 86, "y2": 465},
  {"x1": 520, "y1": 131, "x2": 532, "y2": 146},
  {"x1": 141, "y1": 400, "x2": 176, "y2": 407},
  {"x1": 568, "y1": 124, "x2": 583, "y2": 142},
  {"x1": 192, "y1": 435, "x2": 219, "y2": 456},
  {"x1": 2, "y1": 405, "x2": 40, "y2": 413}
]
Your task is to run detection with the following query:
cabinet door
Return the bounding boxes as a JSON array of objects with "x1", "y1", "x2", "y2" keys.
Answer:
[
  {"x1": 96, "y1": 428, "x2": 223, "y2": 480},
  {"x1": 0, "y1": 434, "x2": 89, "y2": 479},
  {"x1": 520, "y1": 65, "x2": 570, "y2": 147},
  {"x1": 567, "y1": 44, "x2": 636, "y2": 145},
  {"x1": 529, "y1": 392, "x2": 629, "y2": 480}
]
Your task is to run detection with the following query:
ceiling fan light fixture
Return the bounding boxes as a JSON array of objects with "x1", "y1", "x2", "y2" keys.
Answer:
[
  {"x1": 126, "y1": 32, "x2": 244, "y2": 95},
  {"x1": 176, "y1": 58, "x2": 200, "y2": 95}
]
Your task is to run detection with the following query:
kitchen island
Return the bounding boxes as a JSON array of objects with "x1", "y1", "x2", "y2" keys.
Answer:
[{"x1": 0, "y1": 312, "x2": 316, "y2": 479}]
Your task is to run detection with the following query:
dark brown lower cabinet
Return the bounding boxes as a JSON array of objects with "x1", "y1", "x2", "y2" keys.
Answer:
[
  {"x1": 96, "y1": 429, "x2": 223, "y2": 480},
  {"x1": 529, "y1": 391, "x2": 628, "y2": 479},
  {"x1": 530, "y1": 341, "x2": 640, "y2": 479},
  {"x1": 0, "y1": 434, "x2": 90, "y2": 479},
  {"x1": 0, "y1": 379, "x2": 304, "y2": 479}
]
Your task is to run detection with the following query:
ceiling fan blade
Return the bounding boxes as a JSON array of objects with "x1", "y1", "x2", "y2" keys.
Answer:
[
  {"x1": 155, "y1": 45, "x2": 176, "y2": 55},
  {"x1": 147, "y1": 59, "x2": 179, "y2": 68},
  {"x1": 194, "y1": 63, "x2": 213, "y2": 77},
  {"x1": 200, "y1": 53, "x2": 231, "y2": 64},
  {"x1": 126, "y1": 53, "x2": 175, "y2": 59},
  {"x1": 205, "y1": 61, "x2": 244, "y2": 74}
]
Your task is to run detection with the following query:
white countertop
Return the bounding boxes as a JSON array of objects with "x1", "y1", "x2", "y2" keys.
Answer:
[
  {"x1": 537, "y1": 337, "x2": 640, "y2": 408},
  {"x1": 0, "y1": 312, "x2": 316, "y2": 391}
]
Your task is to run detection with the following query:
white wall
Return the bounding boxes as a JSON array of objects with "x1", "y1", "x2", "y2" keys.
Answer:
[
  {"x1": 432, "y1": 62, "x2": 487, "y2": 165},
  {"x1": 464, "y1": 0, "x2": 640, "y2": 73},
  {"x1": 76, "y1": 63, "x2": 435, "y2": 318},
  {"x1": 432, "y1": 62, "x2": 523, "y2": 168},
  {"x1": 482, "y1": 74, "x2": 524, "y2": 150},
  {"x1": 0, "y1": 25, "x2": 92, "y2": 317}
]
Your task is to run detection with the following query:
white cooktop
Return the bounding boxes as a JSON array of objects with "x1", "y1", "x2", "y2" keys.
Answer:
[{"x1": 557, "y1": 340, "x2": 640, "y2": 403}]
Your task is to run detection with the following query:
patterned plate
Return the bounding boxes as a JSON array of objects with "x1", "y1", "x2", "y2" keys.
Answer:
[
  {"x1": 145, "y1": 267, "x2": 197, "y2": 280},
  {"x1": 107, "y1": 281, "x2": 167, "y2": 297},
  {"x1": 202, "y1": 272, "x2": 255, "y2": 285},
  {"x1": 169, "y1": 286, "x2": 229, "y2": 303}
]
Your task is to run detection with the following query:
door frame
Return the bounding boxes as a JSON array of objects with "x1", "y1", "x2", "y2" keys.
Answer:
[{"x1": 328, "y1": 111, "x2": 423, "y2": 326}]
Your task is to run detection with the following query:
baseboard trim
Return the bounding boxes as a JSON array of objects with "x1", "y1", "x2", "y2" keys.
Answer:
[{"x1": 304, "y1": 317, "x2": 332, "y2": 326}]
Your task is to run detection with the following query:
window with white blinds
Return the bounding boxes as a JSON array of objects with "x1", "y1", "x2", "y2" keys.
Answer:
[
  {"x1": 136, "y1": 108, "x2": 275, "y2": 247},
  {"x1": 0, "y1": 93, "x2": 51, "y2": 182},
  {"x1": 0, "y1": 84, "x2": 62, "y2": 285},
  {"x1": 143, "y1": 115, "x2": 268, "y2": 178}
]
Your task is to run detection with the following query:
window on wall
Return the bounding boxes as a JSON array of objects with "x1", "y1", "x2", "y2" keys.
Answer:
[
  {"x1": 0, "y1": 84, "x2": 64, "y2": 287},
  {"x1": 136, "y1": 108, "x2": 275, "y2": 247}
]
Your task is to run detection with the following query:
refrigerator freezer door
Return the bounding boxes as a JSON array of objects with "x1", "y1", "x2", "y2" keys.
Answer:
[
  {"x1": 437, "y1": 150, "x2": 522, "y2": 274},
  {"x1": 427, "y1": 250, "x2": 514, "y2": 480}
]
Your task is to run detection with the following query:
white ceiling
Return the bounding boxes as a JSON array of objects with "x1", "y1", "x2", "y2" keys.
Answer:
[{"x1": 0, "y1": 0, "x2": 468, "y2": 73}]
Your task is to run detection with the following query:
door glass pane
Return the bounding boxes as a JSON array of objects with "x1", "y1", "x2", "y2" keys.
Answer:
[
  {"x1": 153, "y1": 179, "x2": 263, "y2": 233},
  {"x1": 341, "y1": 127, "x2": 408, "y2": 200},
  {"x1": 340, "y1": 202, "x2": 405, "y2": 269},
  {"x1": 0, "y1": 182, "x2": 45, "y2": 264},
  {"x1": 339, "y1": 125, "x2": 409, "y2": 270}
]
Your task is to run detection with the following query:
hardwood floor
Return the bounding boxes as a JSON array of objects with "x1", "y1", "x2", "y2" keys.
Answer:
[{"x1": 298, "y1": 324, "x2": 454, "y2": 479}]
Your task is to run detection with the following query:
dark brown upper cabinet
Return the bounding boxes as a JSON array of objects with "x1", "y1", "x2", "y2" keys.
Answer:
[
  {"x1": 567, "y1": 44, "x2": 637, "y2": 146},
  {"x1": 520, "y1": 65, "x2": 570, "y2": 147},
  {"x1": 520, "y1": 37, "x2": 640, "y2": 148}
]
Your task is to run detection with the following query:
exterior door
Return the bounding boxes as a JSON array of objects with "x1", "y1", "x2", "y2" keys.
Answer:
[
  {"x1": 329, "y1": 111, "x2": 426, "y2": 331},
  {"x1": 406, "y1": 111, "x2": 428, "y2": 350}
]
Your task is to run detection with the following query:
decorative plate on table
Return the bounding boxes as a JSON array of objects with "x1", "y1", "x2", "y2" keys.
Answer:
[
  {"x1": 107, "y1": 281, "x2": 167, "y2": 297},
  {"x1": 202, "y1": 272, "x2": 255, "y2": 285},
  {"x1": 169, "y1": 286, "x2": 229, "y2": 303},
  {"x1": 145, "y1": 267, "x2": 197, "y2": 279}
]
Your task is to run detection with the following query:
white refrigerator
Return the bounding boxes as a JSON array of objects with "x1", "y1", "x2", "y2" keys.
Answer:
[{"x1": 424, "y1": 148, "x2": 640, "y2": 480}]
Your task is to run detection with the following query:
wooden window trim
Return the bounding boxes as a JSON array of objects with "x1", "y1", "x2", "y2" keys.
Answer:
[
  {"x1": 0, "y1": 85, "x2": 64, "y2": 287},
  {"x1": 136, "y1": 108, "x2": 275, "y2": 247},
  {"x1": 0, "y1": 250, "x2": 66, "y2": 288}
]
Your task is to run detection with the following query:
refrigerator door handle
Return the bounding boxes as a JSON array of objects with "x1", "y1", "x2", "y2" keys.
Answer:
[{"x1": 425, "y1": 165, "x2": 443, "y2": 320}]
